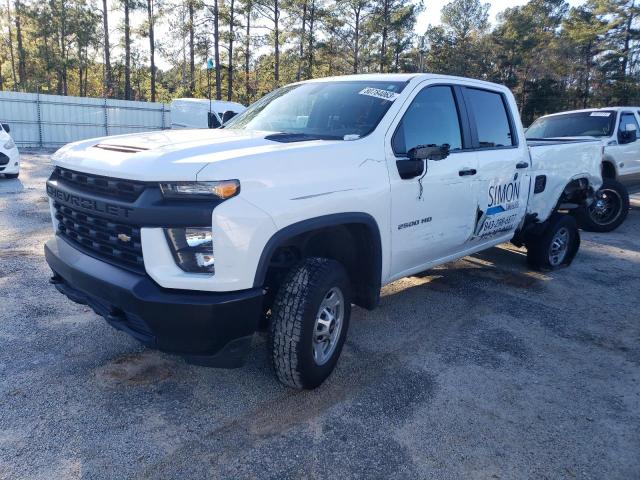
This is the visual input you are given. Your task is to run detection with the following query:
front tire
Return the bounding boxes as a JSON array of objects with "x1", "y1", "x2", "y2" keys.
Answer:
[
  {"x1": 4, "y1": 173, "x2": 19, "y2": 179},
  {"x1": 574, "y1": 178, "x2": 629, "y2": 232},
  {"x1": 526, "y1": 214, "x2": 580, "y2": 270},
  {"x1": 269, "y1": 257, "x2": 351, "y2": 390}
]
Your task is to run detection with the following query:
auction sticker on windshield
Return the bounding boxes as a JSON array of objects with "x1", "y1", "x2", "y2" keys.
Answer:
[
  {"x1": 590, "y1": 112, "x2": 611, "y2": 117},
  {"x1": 359, "y1": 87, "x2": 399, "y2": 102}
]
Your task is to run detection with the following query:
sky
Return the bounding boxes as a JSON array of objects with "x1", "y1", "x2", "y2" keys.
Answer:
[{"x1": 417, "y1": 0, "x2": 586, "y2": 32}]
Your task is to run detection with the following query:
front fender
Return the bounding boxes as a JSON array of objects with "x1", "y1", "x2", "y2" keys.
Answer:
[{"x1": 142, "y1": 196, "x2": 278, "y2": 292}]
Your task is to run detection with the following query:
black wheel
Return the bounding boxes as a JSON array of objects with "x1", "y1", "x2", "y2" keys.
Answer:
[
  {"x1": 269, "y1": 257, "x2": 351, "y2": 390},
  {"x1": 4, "y1": 173, "x2": 19, "y2": 179},
  {"x1": 526, "y1": 214, "x2": 580, "y2": 271},
  {"x1": 574, "y1": 178, "x2": 629, "y2": 232}
]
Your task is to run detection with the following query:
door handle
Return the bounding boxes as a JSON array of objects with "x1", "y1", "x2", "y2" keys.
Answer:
[
  {"x1": 458, "y1": 168, "x2": 477, "y2": 177},
  {"x1": 516, "y1": 161, "x2": 529, "y2": 169}
]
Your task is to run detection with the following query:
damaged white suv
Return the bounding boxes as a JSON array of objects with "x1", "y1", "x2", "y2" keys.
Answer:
[{"x1": 45, "y1": 74, "x2": 603, "y2": 389}]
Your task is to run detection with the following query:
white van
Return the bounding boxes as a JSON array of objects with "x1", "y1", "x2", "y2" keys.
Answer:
[{"x1": 170, "y1": 98, "x2": 246, "y2": 129}]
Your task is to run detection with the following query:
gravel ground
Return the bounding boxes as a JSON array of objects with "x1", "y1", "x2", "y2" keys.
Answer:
[{"x1": 1, "y1": 153, "x2": 639, "y2": 479}]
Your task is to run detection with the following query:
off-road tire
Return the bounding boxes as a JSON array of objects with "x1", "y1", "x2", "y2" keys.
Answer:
[
  {"x1": 573, "y1": 178, "x2": 629, "y2": 232},
  {"x1": 526, "y1": 214, "x2": 580, "y2": 270},
  {"x1": 269, "y1": 257, "x2": 351, "y2": 390},
  {"x1": 3, "y1": 173, "x2": 19, "y2": 179}
]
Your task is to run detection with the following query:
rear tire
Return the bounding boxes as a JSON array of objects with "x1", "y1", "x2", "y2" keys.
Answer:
[
  {"x1": 269, "y1": 257, "x2": 351, "y2": 390},
  {"x1": 573, "y1": 178, "x2": 629, "y2": 232},
  {"x1": 526, "y1": 214, "x2": 580, "y2": 271}
]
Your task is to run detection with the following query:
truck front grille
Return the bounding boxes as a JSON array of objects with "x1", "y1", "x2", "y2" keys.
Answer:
[
  {"x1": 53, "y1": 167, "x2": 147, "y2": 201},
  {"x1": 54, "y1": 202, "x2": 144, "y2": 272}
]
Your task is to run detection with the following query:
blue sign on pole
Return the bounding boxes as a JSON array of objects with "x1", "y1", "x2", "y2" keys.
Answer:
[{"x1": 207, "y1": 58, "x2": 214, "y2": 70}]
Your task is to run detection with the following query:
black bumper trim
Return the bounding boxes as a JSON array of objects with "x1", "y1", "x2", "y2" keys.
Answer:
[{"x1": 45, "y1": 236, "x2": 264, "y2": 368}]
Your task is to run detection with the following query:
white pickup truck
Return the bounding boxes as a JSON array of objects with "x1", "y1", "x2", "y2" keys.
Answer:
[
  {"x1": 527, "y1": 107, "x2": 639, "y2": 231},
  {"x1": 45, "y1": 74, "x2": 603, "y2": 389}
]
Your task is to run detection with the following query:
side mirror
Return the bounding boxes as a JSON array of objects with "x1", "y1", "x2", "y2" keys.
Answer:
[
  {"x1": 221, "y1": 110, "x2": 237, "y2": 124},
  {"x1": 1, "y1": 123, "x2": 9, "y2": 133},
  {"x1": 408, "y1": 144, "x2": 450, "y2": 161},
  {"x1": 207, "y1": 112, "x2": 221, "y2": 129}
]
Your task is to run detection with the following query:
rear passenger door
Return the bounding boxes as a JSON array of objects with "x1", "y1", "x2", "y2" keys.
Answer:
[{"x1": 461, "y1": 86, "x2": 530, "y2": 246}]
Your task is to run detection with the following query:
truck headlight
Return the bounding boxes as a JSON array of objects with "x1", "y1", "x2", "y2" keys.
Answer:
[
  {"x1": 4, "y1": 139, "x2": 15, "y2": 149},
  {"x1": 165, "y1": 227, "x2": 215, "y2": 273},
  {"x1": 159, "y1": 180, "x2": 239, "y2": 200}
]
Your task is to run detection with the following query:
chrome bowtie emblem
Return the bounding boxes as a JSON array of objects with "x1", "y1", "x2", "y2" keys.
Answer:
[{"x1": 118, "y1": 233, "x2": 132, "y2": 243}]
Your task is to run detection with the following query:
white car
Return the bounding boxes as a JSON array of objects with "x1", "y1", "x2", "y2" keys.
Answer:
[
  {"x1": 527, "y1": 107, "x2": 639, "y2": 231},
  {"x1": 44, "y1": 74, "x2": 603, "y2": 389},
  {"x1": 0, "y1": 122, "x2": 20, "y2": 179}
]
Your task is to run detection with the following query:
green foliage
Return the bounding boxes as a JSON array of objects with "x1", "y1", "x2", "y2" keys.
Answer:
[{"x1": 0, "y1": 0, "x2": 638, "y2": 123}]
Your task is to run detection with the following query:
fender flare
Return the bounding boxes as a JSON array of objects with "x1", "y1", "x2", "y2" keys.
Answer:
[{"x1": 252, "y1": 212, "x2": 383, "y2": 291}]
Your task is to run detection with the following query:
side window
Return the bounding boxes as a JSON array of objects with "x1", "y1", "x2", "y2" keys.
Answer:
[
  {"x1": 465, "y1": 88, "x2": 515, "y2": 148},
  {"x1": 620, "y1": 113, "x2": 639, "y2": 139},
  {"x1": 392, "y1": 86, "x2": 463, "y2": 156}
]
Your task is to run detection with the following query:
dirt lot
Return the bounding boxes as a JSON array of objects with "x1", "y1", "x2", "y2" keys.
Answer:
[{"x1": 1, "y1": 152, "x2": 639, "y2": 479}]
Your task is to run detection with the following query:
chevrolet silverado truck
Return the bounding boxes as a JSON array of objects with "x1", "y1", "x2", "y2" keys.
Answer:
[
  {"x1": 527, "y1": 107, "x2": 639, "y2": 232},
  {"x1": 44, "y1": 74, "x2": 603, "y2": 389}
]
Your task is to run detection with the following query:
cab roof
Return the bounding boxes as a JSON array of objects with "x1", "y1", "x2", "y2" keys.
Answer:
[
  {"x1": 541, "y1": 106, "x2": 640, "y2": 118},
  {"x1": 299, "y1": 73, "x2": 510, "y2": 92}
]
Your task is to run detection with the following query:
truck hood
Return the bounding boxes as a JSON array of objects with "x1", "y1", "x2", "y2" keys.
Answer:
[{"x1": 52, "y1": 129, "x2": 318, "y2": 181}]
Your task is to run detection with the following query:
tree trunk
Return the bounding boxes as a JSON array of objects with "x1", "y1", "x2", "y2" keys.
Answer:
[
  {"x1": 245, "y1": 5, "x2": 251, "y2": 102},
  {"x1": 124, "y1": 0, "x2": 132, "y2": 100},
  {"x1": 147, "y1": 0, "x2": 156, "y2": 102},
  {"x1": 379, "y1": 0, "x2": 389, "y2": 73},
  {"x1": 274, "y1": 0, "x2": 280, "y2": 86},
  {"x1": 188, "y1": 0, "x2": 195, "y2": 95},
  {"x1": 60, "y1": 0, "x2": 68, "y2": 96},
  {"x1": 353, "y1": 6, "x2": 360, "y2": 73},
  {"x1": 14, "y1": 0, "x2": 26, "y2": 89},
  {"x1": 228, "y1": 0, "x2": 234, "y2": 100},
  {"x1": 307, "y1": 0, "x2": 315, "y2": 79},
  {"x1": 6, "y1": 0, "x2": 18, "y2": 91},
  {"x1": 620, "y1": 2, "x2": 634, "y2": 77},
  {"x1": 583, "y1": 42, "x2": 592, "y2": 109},
  {"x1": 296, "y1": 0, "x2": 307, "y2": 82},
  {"x1": 213, "y1": 0, "x2": 221, "y2": 99},
  {"x1": 102, "y1": 0, "x2": 112, "y2": 96}
]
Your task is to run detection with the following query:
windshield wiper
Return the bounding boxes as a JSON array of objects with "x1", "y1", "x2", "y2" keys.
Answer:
[{"x1": 265, "y1": 132, "x2": 343, "y2": 143}]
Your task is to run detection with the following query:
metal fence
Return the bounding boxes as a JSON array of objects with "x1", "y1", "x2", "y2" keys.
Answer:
[{"x1": 0, "y1": 91, "x2": 171, "y2": 148}]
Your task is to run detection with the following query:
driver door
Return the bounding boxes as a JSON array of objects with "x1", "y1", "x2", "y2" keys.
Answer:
[
  {"x1": 387, "y1": 84, "x2": 478, "y2": 279},
  {"x1": 613, "y1": 112, "x2": 640, "y2": 176}
]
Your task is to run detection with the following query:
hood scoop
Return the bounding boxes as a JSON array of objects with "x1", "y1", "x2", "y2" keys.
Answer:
[{"x1": 94, "y1": 143, "x2": 150, "y2": 153}]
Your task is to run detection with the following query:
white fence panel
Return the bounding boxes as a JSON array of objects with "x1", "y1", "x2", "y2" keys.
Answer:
[{"x1": 0, "y1": 91, "x2": 171, "y2": 148}]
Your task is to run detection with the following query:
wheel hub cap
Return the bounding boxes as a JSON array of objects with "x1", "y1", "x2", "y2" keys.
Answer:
[
  {"x1": 312, "y1": 287, "x2": 344, "y2": 366},
  {"x1": 589, "y1": 188, "x2": 622, "y2": 225},
  {"x1": 549, "y1": 227, "x2": 570, "y2": 266}
]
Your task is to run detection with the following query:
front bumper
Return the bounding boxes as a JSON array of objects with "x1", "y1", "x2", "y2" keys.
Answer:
[
  {"x1": 45, "y1": 236, "x2": 264, "y2": 368},
  {"x1": 0, "y1": 148, "x2": 19, "y2": 174}
]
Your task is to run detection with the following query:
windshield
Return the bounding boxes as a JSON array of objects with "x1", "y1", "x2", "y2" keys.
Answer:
[
  {"x1": 225, "y1": 81, "x2": 408, "y2": 139},
  {"x1": 526, "y1": 111, "x2": 616, "y2": 139}
]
